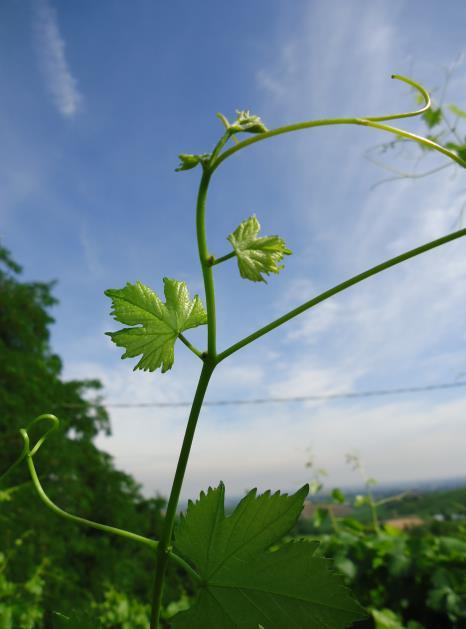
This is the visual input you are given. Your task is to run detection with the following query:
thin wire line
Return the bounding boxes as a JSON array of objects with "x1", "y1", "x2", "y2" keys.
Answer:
[{"x1": 58, "y1": 380, "x2": 466, "y2": 410}]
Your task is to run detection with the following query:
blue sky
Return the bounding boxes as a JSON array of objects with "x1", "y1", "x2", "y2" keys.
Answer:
[{"x1": 2, "y1": 0, "x2": 466, "y2": 499}]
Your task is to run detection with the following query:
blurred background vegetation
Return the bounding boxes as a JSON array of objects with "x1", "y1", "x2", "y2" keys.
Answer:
[{"x1": 0, "y1": 244, "x2": 191, "y2": 627}]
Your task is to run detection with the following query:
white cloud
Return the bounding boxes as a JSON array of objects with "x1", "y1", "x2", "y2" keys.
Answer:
[{"x1": 33, "y1": 0, "x2": 82, "y2": 117}]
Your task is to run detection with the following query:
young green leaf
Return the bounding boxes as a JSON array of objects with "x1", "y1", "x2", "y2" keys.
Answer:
[
  {"x1": 227, "y1": 215, "x2": 292, "y2": 283},
  {"x1": 105, "y1": 279, "x2": 207, "y2": 373},
  {"x1": 171, "y1": 483, "x2": 364, "y2": 628}
]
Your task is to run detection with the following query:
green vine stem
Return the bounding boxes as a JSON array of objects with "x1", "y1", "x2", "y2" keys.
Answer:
[
  {"x1": 196, "y1": 170, "x2": 217, "y2": 357},
  {"x1": 213, "y1": 115, "x2": 465, "y2": 171},
  {"x1": 150, "y1": 165, "x2": 219, "y2": 627},
  {"x1": 150, "y1": 362, "x2": 215, "y2": 627}
]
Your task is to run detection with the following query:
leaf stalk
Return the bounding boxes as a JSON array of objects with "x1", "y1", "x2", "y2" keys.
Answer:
[
  {"x1": 210, "y1": 250, "x2": 236, "y2": 266},
  {"x1": 178, "y1": 333, "x2": 204, "y2": 359}
]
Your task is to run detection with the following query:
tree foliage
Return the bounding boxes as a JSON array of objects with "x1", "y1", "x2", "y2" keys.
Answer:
[{"x1": 0, "y1": 243, "x2": 188, "y2": 625}]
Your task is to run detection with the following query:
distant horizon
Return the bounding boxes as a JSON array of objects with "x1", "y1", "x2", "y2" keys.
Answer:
[{"x1": 174, "y1": 475, "x2": 466, "y2": 508}]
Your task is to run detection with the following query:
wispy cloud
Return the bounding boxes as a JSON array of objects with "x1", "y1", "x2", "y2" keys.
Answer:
[{"x1": 33, "y1": 0, "x2": 82, "y2": 117}]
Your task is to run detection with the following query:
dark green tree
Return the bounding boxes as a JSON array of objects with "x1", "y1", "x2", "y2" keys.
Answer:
[{"x1": 0, "y1": 244, "x2": 187, "y2": 626}]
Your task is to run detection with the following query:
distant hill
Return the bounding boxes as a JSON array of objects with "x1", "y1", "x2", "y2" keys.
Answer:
[{"x1": 376, "y1": 486, "x2": 466, "y2": 521}]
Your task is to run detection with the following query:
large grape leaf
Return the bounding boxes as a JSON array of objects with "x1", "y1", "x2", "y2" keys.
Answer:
[
  {"x1": 227, "y1": 215, "x2": 291, "y2": 283},
  {"x1": 105, "y1": 279, "x2": 207, "y2": 372},
  {"x1": 171, "y1": 484, "x2": 364, "y2": 628}
]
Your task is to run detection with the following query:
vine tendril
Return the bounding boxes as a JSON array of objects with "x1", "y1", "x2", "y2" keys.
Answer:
[
  {"x1": 210, "y1": 75, "x2": 466, "y2": 172},
  {"x1": 1, "y1": 414, "x2": 201, "y2": 583},
  {"x1": 0, "y1": 414, "x2": 58, "y2": 484},
  {"x1": 362, "y1": 74, "x2": 430, "y2": 122}
]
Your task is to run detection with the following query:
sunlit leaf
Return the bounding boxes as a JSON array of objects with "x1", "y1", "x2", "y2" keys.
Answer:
[
  {"x1": 105, "y1": 279, "x2": 207, "y2": 373},
  {"x1": 227, "y1": 215, "x2": 291, "y2": 283}
]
